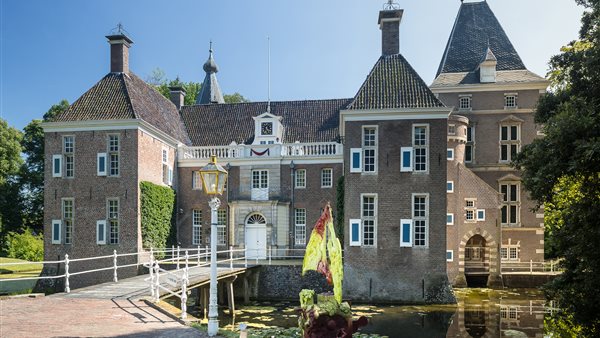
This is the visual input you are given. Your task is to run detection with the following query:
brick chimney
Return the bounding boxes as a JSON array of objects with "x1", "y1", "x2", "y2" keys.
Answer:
[
  {"x1": 168, "y1": 86, "x2": 186, "y2": 110},
  {"x1": 378, "y1": 9, "x2": 403, "y2": 55},
  {"x1": 106, "y1": 33, "x2": 133, "y2": 73}
]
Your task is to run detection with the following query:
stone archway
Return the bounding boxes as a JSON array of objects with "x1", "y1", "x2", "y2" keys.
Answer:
[{"x1": 455, "y1": 228, "x2": 503, "y2": 288}]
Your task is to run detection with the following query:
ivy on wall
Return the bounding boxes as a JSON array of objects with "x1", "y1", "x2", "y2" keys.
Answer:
[
  {"x1": 335, "y1": 175, "x2": 344, "y2": 242},
  {"x1": 140, "y1": 181, "x2": 176, "y2": 253}
]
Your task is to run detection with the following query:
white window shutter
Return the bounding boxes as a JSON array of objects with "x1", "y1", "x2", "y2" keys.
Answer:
[
  {"x1": 168, "y1": 166, "x2": 173, "y2": 186},
  {"x1": 97, "y1": 153, "x2": 107, "y2": 176},
  {"x1": 52, "y1": 155, "x2": 63, "y2": 178},
  {"x1": 350, "y1": 148, "x2": 362, "y2": 173},
  {"x1": 349, "y1": 219, "x2": 361, "y2": 246},
  {"x1": 52, "y1": 219, "x2": 62, "y2": 244},
  {"x1": 400, "y1": 219, "x2": 413, "y2": 247},
  {"x1": 96, "y1": 220, "x2": 106, "y2": 245},
  {"x1": 400, "y1": 147, "x2": 413, "y2": 172}
]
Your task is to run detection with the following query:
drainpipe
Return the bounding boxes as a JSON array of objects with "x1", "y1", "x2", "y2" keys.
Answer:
[
  {"x1": 289, "y1": 161, "x2": 295, "y2": 249},
  {"x1": 225, "y1": 163, "x2": 231, "y2": 247}
]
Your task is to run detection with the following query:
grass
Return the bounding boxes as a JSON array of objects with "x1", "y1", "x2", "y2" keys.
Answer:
[{"x1": 0, "y1": 257, "x2": 43, "y2": 278}]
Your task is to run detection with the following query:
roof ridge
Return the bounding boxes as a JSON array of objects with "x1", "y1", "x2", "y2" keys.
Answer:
[
  {"x1": 436, "y1": 4, "x2": 463, "y2": 77},
  {"x1": 120, "y1": 73, "x2": 138, "y2": 119}
]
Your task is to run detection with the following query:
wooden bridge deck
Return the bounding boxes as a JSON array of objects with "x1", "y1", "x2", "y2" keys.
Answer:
[{"x1": 53, "y1": 265, "x2": 250, "y2": 300}]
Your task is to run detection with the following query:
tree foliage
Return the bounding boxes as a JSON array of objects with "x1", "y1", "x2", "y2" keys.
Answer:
[
  {"x1": 3, "y1": 228, "x2": 44, "y2": 262},
  {"x1": 513, "y1": 0, "x2": 600, "y2": 335},
  {"x1": 0, "y1": 118, "x2": 24, "y2": 243},
  {"x1": 140, "y1": 181, "x2": 176, "y2": 255}
]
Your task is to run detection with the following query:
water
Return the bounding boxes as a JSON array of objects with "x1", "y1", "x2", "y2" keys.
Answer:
[{"x1": 171, "y1": 288, "x2": 553, "y2": 337}]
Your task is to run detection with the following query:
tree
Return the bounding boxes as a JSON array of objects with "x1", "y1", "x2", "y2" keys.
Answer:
[
  {"x1": 19, "y1": 100, "x2": 69, "y2": 232},
  {"x1": 514, "y1": 1, "x2": 600, "y2": 335},
  {"x1": 0, "y1": 118, "x2": 24, "y2": 243}
]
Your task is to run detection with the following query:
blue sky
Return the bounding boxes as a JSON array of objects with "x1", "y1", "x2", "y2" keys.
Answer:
[{"x1": 1, "y1": 0, "x2": 584, "y2": 130}]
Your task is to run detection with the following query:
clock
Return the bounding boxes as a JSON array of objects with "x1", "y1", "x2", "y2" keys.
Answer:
[{"x1": 261, "y1": 122, "x2": 273, "y2": 135}]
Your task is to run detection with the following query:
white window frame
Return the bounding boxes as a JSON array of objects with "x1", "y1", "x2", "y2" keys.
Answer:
[
  {"x1": 502, "y1": 239, "x2": 521, "y2": 261},
  {"x1": 294, "y1": 208, "x2": 307, "y2": 246},
  {"x1": 52, "y1": 154, "x2": 63, "y2": 178},
  {"x1": 504, "y1": 93, "x2": 518, "y2": 109},
  {"x1": 321, "y1": 168, "x2": 333, "y2": 188},
  {"x1": 295, "y1": 169, "x2": 306, "y2": 189},
  {"x1": 400, "y1": 219, "x2": 413, "y2": 247},
  {"x1": 252, "y1": 170, "x2": 269, "y2": 189},
  {"x1": 360, "y1": 193, "x2": 377, "y2": 247},
  {"x1": 448, "y1": 124, "x2": 456, "y2": 135},
  {"x1": 465, "y1": 198, "x2": 477, "y2": 223},
  {"x1": 446, "y1": 213, "x2": 454, "y2": 226},
  {"x1": 96, "y1": 220, "x2": 107, "y2": 245},
  {"x1": 447, "y1": 148, "x2": 454, "y2": 161},
  {"x1": 107, "y1": 134, "x2": 120, "y2": 177},
  {"x1": 217, "y1": 209, "x2": 227, "y2": 246},
  {"x1": 97, "y1": 153, "x2": 107, "y2": 176},
  {"x1": 350, "y1": 148, "x2": 362, "y2": 173},
  {"x1": 447, "y1": 181, "x2": 454, "y2": 193},
  {"x1": 500, "y1": 182, "x2": 521, "y2": 227},
  {"x1": 51, "y1": 219, "x2": 62, "y2": 244},
  {"x1": 412, "y1": 124, "x2": 429, "y2": 173},
  {"x1": 192, "y1": 171, "x2": 202, "y2": 190},
  {"x1": 63, "y1": 135, "x2": 75, "y2": 178},
  {"x1": 459, "y1": 95, "x2": 472, "y2": 111},
  {"x1": 499, "y1": 124, "x2": 521, "y2": 163},
  {"x1": 362, "y1": 126, "x2": 378, "y2": 174},
  {"x1": 192, "y1": 209, "x2": 202, "y2": 245},
  {"x1": 447, "y1": 250, "x2": 454, "y2": 262},
  {"x1": 476, "y1": 209, "x2": 486, "y2": 221},
  {"x1": 400, "y1": 147, "x2": 413, "y2": 172},
  {"x1": 349, "y1": 219, "x2": 361, "y2": 247},
  {"x1": 62, "y1": 198, "x2": 74, "y2": 245},
  {"x1": 412, "y1": 193, "x2": 429, "y2": 248},
  {"x1": 107, "y1": 198, "x2": 119, "y2": 244}
]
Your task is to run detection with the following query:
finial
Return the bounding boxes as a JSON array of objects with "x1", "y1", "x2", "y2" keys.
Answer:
[
  {"x1": 383, "y1": 0, "x2": 400, "y2": 10},
  {"x1": 209, "y1": 40, "x2": 213, "y2": 53},
  {"x1": 109, "y1": 22, "x2": 131, "y2": 37}
]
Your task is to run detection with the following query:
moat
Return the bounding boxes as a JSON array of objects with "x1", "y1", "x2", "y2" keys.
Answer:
[{"x1": 170, "y1": 288, "x2": 553, "y2": 337}]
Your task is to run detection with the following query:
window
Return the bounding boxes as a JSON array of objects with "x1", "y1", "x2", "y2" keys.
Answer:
[
  {"x1": 108, "y1": 135, "x2": 120, "y2": 176},
  {"x1": 295, "y1": 209, "x2": 307, "y2": 245},
  {"x1": 446, "y1": 250, "x2": 454, "y2": 262},
  {"x1": 477, "y1": 209, "x2": 486, "y2": 221},
  {"x1": 501, "y1": 240, "x2": 520, "y2": 261},
  {"x1": 400, "y1": 147, "x2": 413, "y2": 172},
  {"x1": 62, "y1": 199, "x2": 74, "y2": 245},
  {"x1": 459, "y1": 96, "x2": 471, "y2": 110},
  {"x1": 192, "y1": 171, "x2": 202, "y2": 189},
  {"x1": 97, "y1": 153, "x2": 107, "y2": 176},
  {"x1": 413, "y1": 194, "x2": 428, "y2": 247},
  {"x1": 465, "y1": 199, "x2": 476, "y2": 223},
  {"x1": 500, "y1": 183, "x2": 520, "y2": 227},
  {"x1": 107, "y1": 199, "x2": 119, "y2": 244},
  {"x1": 321, "y1": 168, "x2": 333, "y2": 188},
  {"x1": 63, "y1": 136, "x2": 74, "y2": 178},
  {"x1": 362, "y1": 127, "x2": 377, "y2": 173},
  {"x1": 400, "y1": 219, "x2": 412, "y2": 247},
  {"x1": 448, "y1": 124, "x2": 456, "y2": 135},
  {"x1": 446, "y1": 213, "x2": 454, "y2": 225},
  {"x1": 252, "y1": 170, "x2": 268, "y2": 189},
  {"x1": 192, "y1": 209, "x2": 202, "y2": 245},
  {"x1": 447, "y1": 148, "x2": 454, "y2": 161},
  {"x1": 162, "y1": 148, "x2": 172, "y2": 186},
  {"x1": 361, "y1": 194, "x2": 377, "y2": 247},
  {"x1": 295, "y1": 169, "x2": 306, "y2": 188},
  {"x1": 447, "y1": 181, "x2": 454, "y2": 193},
  {"x1": 466, "y1": 210, "x2": 474, "y2": 221},
  {"x1": 465, "y1": 126, "x2": 474, "y2": 163},
  {"x1": 350, "y1": 148, "x2": 362, "y2": 173},
  {"x1": 51, "y1": 220, "x2": 61, "y2": 244},
  {"x1": 505, "y1": 95, "x2": 517, "y2": 109},
  {"x1": 217, "y1": 209, "x2": 227, "y2": 245},
  {"x1": 413, "y1": 125, "x2": 428, "y2": 172},
  {"x1": 52, "y1": 154, "x2": 62, "y2": 178},
  {"x1": 96, "y1": 220, "x2": 106, "y2": 245},
  {"x1": 500, "y1": 124, "x2": 520, "y2": 163},
  {"x1": 349, "y1": 219, "x2": 361, "y2": 246}
]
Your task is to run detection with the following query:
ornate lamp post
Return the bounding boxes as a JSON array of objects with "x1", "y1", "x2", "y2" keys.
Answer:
[{"x1": 198, "y1": 155, "x2": 228, "y2": 336}]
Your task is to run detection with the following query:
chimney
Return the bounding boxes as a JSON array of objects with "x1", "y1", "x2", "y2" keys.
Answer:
[
  {"x1": 378, "y1": 9, "x2": 403, "y2": 55},
  {"x1": 106, "y1": 33, "x2": 133, "y2": 73},
  {"x1": 168, "y1": 86, "x2": 186, "y2": 110}
]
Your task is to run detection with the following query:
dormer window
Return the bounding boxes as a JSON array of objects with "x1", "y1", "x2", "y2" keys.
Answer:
[{"x1": 261, "y1": 122, "x2": 273, "y2": 136}]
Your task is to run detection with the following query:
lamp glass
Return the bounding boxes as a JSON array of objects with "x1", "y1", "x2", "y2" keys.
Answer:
[{"x1": 199, "y1": 156, "x2": 228, "y2": 195}]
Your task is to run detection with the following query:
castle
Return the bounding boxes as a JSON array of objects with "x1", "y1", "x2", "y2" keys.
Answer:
[{"x1": 42, "y1": 1, "x2": 547, "y2": 302}]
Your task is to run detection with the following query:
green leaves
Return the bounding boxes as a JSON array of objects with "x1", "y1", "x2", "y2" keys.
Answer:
[{"x1": 140, "y1": 181, "x2": 176, "y2": 254}]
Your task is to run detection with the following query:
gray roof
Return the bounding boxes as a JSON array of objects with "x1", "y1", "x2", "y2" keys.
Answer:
[
  {"x1": 196, "y1": 49, "x2": 225, "y2": 104},
  {"x1": 52, "y1": 72, "x2": 191, "y2": 144},
  {"x1": 180, "y1": 99, "x2": 351, "y2": 146},
  {"x1": 431, "y1": 70, "x2": 546, "y2": 87},
  {"x1": 436, "y1": 1, "x2": 526, "y2": 76},
  {"x1": 348, "y1": 54, "x2": 445, "y2": 110}
]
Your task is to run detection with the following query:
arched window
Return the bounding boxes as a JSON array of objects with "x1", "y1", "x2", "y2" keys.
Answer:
[{"x1": 246, "y1": 213, "x2": 266, "y2": 226}]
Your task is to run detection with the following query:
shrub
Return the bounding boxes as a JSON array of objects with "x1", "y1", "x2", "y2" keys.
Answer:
[
  {"x1": 140, "y1": 181, "x2": 176, "y2": 255},
  {"x1": 5, "y1": 228, "x2": 43, "y2": 261}
]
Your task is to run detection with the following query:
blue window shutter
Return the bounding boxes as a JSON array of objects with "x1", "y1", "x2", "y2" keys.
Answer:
[
  {"x1": 97, "y1": 153, "x2": 107, "y2": 176},
  {"x1": 400, "y1": 147, "x2": 413, "y2": 172},
  {"x1": 52, "y1": 155, "x2": 62, "y2": 177},
  {"x1": 349, "y1": 219, "x2": 361, "y2": 246},
  {"x1": 350, "y1": 149, "x2": 362, "y2": 173},
  {"x1": 52, "y1": 220, "x2": 61, "y2": 244},
  {"x1": 446, "y1": 250, "x2": 453, "y2": 262},
  {"x1": 97, "y1": 220, "x2": 106, "y2": 244},
  {"x1": 400, "y1": 219, "x2": 412, "y2": 247}
]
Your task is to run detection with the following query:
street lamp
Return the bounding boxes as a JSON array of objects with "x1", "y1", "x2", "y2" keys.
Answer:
[{"x1": 198, "y1": 155, "x2": 228, "y2": 336}]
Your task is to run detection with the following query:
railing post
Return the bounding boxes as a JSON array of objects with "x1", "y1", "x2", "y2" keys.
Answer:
[
  {"x1": 185, "y1": 250, "x2": 189, "y2": 277},
  {"x1": 154, "y1": 262, "x2": 160, "y2": 303},
  {"x1": 171, "y1": 245, "x2": 175, "y2": 261},
  {"x1": 269, "y1": 247, "x2": 272, "y2": 265},
  {"x1": 176, "y1": 245, "x2": 181, "y2": 270},
  {"x1": 205, "y1": 245, "x2": 209, "y2": 263},
  {"x1": 197, "y1": 245, "x2": 201, "y2": 266},
  {"x1": 551, "y1": 260, "x2": 554, "y2": 273},
  {"x1": 149, "y1": 253, "x2": 155, "y2": 298},
  {"x1": 64, "y1": 254, "x2": 70, "y2": 293},
  {"x1": 530, "y1": 260, "x2": 533, "y2": 275},
  {"x1": 230, "y1": 246, "x2": 233, "y2": 270},
  {"x1": 181, "y1": 252, "x2": 188, "y2": 320},
  {"x1": 113, "y1": 249, "x2": 118, "y2": 282},
  {"x1": 244, "y1": 247, "x2": 248, "y2": 268}
]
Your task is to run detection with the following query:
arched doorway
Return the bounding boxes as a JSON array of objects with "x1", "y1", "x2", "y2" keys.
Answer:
[
  {"x1": 465, "y1": 235, "x2": 488, "y2": 287},
  {"x1": 245, "y1": 213, "x2": 267, "y2": 259}
]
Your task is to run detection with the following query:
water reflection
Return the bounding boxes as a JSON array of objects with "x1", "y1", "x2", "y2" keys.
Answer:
[{"x1": 170, "y1": 288, "x2": 552, "y2": 337}]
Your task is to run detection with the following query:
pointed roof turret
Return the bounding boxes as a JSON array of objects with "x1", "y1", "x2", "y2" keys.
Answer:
[
  {"x1": 483, "y1": 46, "x2": 497, "y2": 62},
  {"x1": 196, "y1": 42, "x2": 225, "y2": 104}
]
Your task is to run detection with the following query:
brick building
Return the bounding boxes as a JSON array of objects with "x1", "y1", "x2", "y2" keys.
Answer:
[{"x1": 431, "y1": 1, "x2": 549, "y2": 287}]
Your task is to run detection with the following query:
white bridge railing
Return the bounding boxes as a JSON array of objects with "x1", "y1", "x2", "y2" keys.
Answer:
[
  {"x1": 179, "y1": 142, "x2": 343, "y2": 161},
  {"x1": 500, "y1": 259, "x2": 563, "y2": 275}
]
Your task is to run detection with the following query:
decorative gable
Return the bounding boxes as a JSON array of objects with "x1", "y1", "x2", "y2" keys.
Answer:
[{"x1": 252, "y1": 112, "x2": 283, "y2": 145}]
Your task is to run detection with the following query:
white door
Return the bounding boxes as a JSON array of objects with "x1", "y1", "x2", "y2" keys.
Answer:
[{"x1": 245, "y1": 214, "x2": 267, "y2": 259}]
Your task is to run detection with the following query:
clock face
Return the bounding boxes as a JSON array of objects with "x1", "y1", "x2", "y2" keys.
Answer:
[{"x1": 261, "y1": 122, "x2": 273, "y2": 135}]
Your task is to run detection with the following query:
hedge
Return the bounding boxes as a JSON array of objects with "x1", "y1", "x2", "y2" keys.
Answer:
[{"x1": 140, "y1": 181, "x2": 176, "y2": 253}]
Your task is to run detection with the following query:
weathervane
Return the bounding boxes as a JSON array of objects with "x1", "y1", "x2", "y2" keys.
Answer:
[
  {"x1": 383, "y1": 0, "x2": 400, "y2": 10},
  {"x1": 109, "y1": 22, "x2": 130, "y2": 37}
]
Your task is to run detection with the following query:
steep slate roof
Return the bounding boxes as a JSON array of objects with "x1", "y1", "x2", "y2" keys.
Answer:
[
  {"x1": 53, "y1": 72, "x2": 191, "y2": 144},
  {"x1": 180, "y1": 99, "x2": 351, "y2": 146},
  {"x1": 348, "y1": 54, "x2": 445, "y2": 110},
  {"x1": 436, "y1": 1, "x2": 526, "y2": 76},
  {"x1": 196, "y1": 49, "x2": 225, "y2": 104}
]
